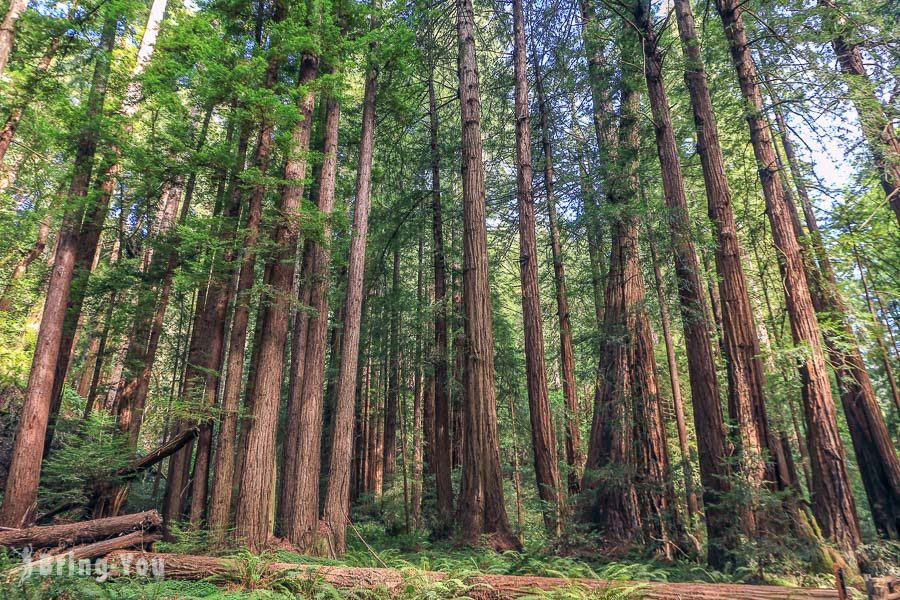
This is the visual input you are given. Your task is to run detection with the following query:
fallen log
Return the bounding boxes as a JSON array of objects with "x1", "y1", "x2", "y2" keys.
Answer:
[
  {"x1": 102, "y1": 551, "x2": 840, "y2": 599},
  {"x1": 0, "y1": 510, "x2": 161, "y2": 548},
  {"x1": 12, "y1": 530, "x2": 160, "y2": 579},
  {"x1": 867, "y1": 575, "x2": 900, "y2": 600}
]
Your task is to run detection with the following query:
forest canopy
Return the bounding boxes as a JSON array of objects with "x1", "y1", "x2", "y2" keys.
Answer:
[{"x1": 0, "y1": 0, "x2": 898, "y2": 594}]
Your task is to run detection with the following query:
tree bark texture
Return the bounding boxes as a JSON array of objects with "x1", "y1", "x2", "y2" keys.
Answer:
[
  {"x1": 427, "y1": 60, "x2": 454, "y2": 530},
  {"x1": 715, "y1": 0, "x2": 862, "y2": 555},
  {"x1": 0, "y1": 15, "x2": 117, "y2": 528},
  {"x1": 672, "y1": 0, "x2": 785, "y2": 549},
  {"x1": 533, "y1": 51, "x2": 583, "y2": 498},
  {"x1": 454, "y1": 0, "x2": 519, "y2": 551},
  {"x1": 283, "y1": 96, "x2": 340, "y2": 550},
  {"x1": 322, "y1": 56, "x2": 377, "y2": 556},
  {"x1": 0, "y1": 0, "x2": 27, "y2": 76},
  {"x1": 511, "y1": 0, "x2": 561, "y2": 536},
  {"x1": 769, "y1": 98, "x2": 900, "y2": 540},
  {"x1": 235, "y1": 54, "x2": 319, "y2": 551},
  {"x1": 635, "y1": 2, "x2": 734, "y2": 558}
]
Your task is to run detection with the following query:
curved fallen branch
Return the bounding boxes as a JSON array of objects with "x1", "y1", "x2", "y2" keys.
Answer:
[
  {"x1": 115, "y1": 428, "x2": 198, "y2": 479},
  {"x1": 102, "y1": 551, "x2": 840, "y2": 599}
]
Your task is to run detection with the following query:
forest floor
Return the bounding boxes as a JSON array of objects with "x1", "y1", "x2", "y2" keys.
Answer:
[{"x1": 0, "y1": 518, "x2": 860, "y2": 599}]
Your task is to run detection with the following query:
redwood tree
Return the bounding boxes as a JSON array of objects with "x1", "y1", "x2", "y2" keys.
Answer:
[
  {"x1": 283, "y1": 95, "x2": 341, "y2": 550},
  {"x1": 511, "y1": 0, "x2": 561, "y2": 535},
  {"x1": 454, "y1": 0, "x2": 519, "y2": 551},
  {"x1": 0, "y1": 13, "x2": 118, "y2": 527},
  {"x1": 235, "y1": 53, "x2": 319, "y2": 551},
  {"x1": 322, "y1": 39, "x2": 377, "y2": 556},
  {"x1": 632, "y1": 0, "x2": 732, "y2": 561},
  {"x1": 532, "y1": 51, "x2": 583, "y2": 497},
  {"x1": 714, "y1": 0, "x2": 862, "y2": 555}
]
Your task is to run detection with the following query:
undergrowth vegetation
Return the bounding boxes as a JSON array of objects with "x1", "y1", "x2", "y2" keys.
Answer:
[{"x1": 3, "y1": 518, "x2": 887, "y2": 598}]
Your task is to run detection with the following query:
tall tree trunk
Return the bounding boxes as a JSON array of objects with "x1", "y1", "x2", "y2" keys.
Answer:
[
  {"x1": 204, "y1": 42, "x2": 285, "y2": 540},
  {"x1": 368, "y1": 336, "x2": 385, "y2": 497},
  {"x1": 185, "y1": 118, "x2": 242, "y2": 530},
  {"x1": 427, "y1": 54, "x2": 454, "y2": 531},
  {"x1": 322, "y1": 50, "x2": 377, "y2": 556},
  {"x1": 647, "y1": 233, "x2": 700, "y2": 527},
  {"x1": 382, "y1": 248, "x2": 401, "y2": 484},
  {"x1": 235, "y1": 54, "x2": 318, "y2": 551},
  {"x1": 0, "y1": 0, "x2": 27, "y2": 77},
  {"x1": 411, "y1": 229, "x2": 425, "y2": 530},
  {"x1": 533, "y1": 51, "x2": 583, "y2": 498},
  {"x1": 46, "y1": 0, "x2": 170, "y2": 454},
  {"x1": 279, "y1": 240, "x2": 313, "y2": 529},
  {"x1": 672, "y1": 0, "x2": 783, "y2": 553},
  {"x1": 206, "y1": 135, "x2": 270, "y2": 540},
  {"x1": 633, "y1": 3, "x2": 733, "y2": 558},
  {"x1": 584, "y1": 78, "x2": 676, "y2": 555},
  {"x1": 283, "y1": 96, "x2": 340, "y2": 551},
  {"x1": 205, "y1": 119, "x2": 252, "y2": 543},
  {"x1": 511, "y1": 0, "x2": 561, "y2": 536},
  {"x1": 714, "y1": 0, "x2": 862, "y2": 556},
  {"x1": 0, "y1": 14, "x2": 117, "y2": 528},
  {"x1": 819, "y1": 0, "x2": 900, "y2": 226},
  {"x1": 507, "y1": 390, "x2": 526, "y2": 544},
  {"x1": 768, "y1": 97, "x2": 900, "y2": 540},
  {"x1": 577, "y1": 0, "x2": 615, "y2": 356},
  {"x1": 454, "y1": 0, "x2": 519, "y2": 551}
]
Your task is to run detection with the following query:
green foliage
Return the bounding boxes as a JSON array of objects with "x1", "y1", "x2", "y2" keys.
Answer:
[{"x1": 39, "y1": 408, "x2": 131, "y2": 512}]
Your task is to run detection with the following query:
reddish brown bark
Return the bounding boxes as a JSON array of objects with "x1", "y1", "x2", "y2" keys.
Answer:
[
  {"x1": 533, "y1": 52, "x2": 583, "y2": 498},
  {"x1": 426, "y1": 56, "x2": 454, "y2": 531},
  {"x1": 367, "y1": 346, "x2": 385, "y2": 496},
  {"x1": 634, "y1": 3, "x2": 733, "y2": 556},
  {"x1": 0, "y1": 510, "x2": 161, "y2": 548},
  {"x1": 45, "y1": 159, "x2": 117, "y2": 455},
  {"x1": 672, "y1": 0, "x2": 783, "y2": 551},
  {"x1": 235, "y1": 54, "x2": 318, "y2": 551},
  {"x1": 282, "y1": 96, "x2": 340, "y2": 550},
  {"x1": 382, "y1": 248, "x2": 401, "y2": 484},
  {"x1": 0, "y1": 15, "x2": 117, "y2": 528},
  {"x1": 0, "y1": 0, "x2": 27, "y2": 76},
  {"x1": 647, "y1": 234, "x2": 700, "y2": 527},
  {"x1": 769, "y1": 100, "x2": 900, "y2": 539},
  {"x1": 278, "y1": 239, "x2": 313, "y2": 529},
  {"x1": 205, "y1": 122, "x2": 264, "y2": 543},
  {"x1": 715, "y1": 0, "x2": 862, "y2": 555},
  {"x1": 511, "y1": 0, "x2": 561, "y2": 535},
  {"x1": 454, "y1": 0, "x2": 519, "y2": 551},
  {"x1": 583, "y1": 75, "x2": 676, "y2": 555},
  {"x1": 322, "y1": 53, "x2": 377, "y2": 555}
]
